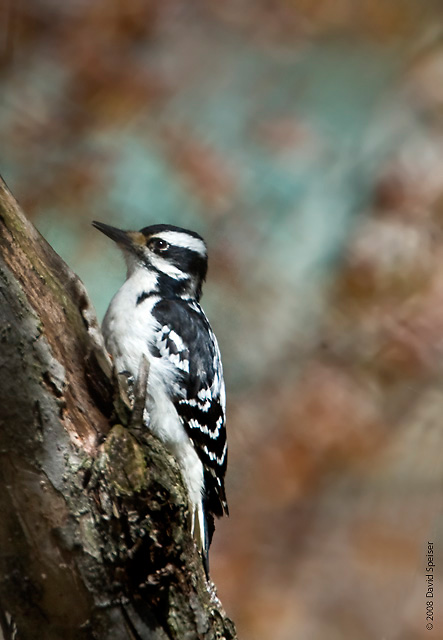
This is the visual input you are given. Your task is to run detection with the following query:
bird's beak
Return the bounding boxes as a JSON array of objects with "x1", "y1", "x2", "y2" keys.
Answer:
[{"x1": 92, "y1": 221, "x2": 145, "y2": 250}]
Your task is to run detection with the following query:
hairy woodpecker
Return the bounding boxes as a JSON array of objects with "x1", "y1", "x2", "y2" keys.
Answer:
[{"x1": 92, "y1": 221, "x2": 228, "y2": 569}]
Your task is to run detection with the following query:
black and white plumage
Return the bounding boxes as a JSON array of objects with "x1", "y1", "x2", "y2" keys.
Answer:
[{"x1": 92, "y1": 221, "x2": 228, "y2": 566}]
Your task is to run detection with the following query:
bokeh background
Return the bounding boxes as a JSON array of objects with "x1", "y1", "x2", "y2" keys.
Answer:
[{"x1": 2, "y1": 2, "x2": 443, "y2": 638}]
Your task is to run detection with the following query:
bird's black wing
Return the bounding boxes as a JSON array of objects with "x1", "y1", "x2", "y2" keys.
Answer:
[{"x1": 150, "y1": 298, "x2": 228, "y2": 529}]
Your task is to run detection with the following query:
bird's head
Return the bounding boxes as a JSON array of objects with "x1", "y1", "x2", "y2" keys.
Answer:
[{"x1": 92, "y1": 222, "x2": 208, "y2": 300}]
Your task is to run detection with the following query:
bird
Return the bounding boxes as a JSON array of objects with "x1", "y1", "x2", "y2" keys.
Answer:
[{"x1": 92, "y1": 221, "x2": 228, "y2": 572}]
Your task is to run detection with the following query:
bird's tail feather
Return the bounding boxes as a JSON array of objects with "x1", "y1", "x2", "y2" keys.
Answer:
[{"x1": 191, "y1": 500, "x2": 213, "y2": 578}]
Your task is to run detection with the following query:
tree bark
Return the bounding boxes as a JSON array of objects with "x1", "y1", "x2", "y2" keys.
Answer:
[{"x1": 0, "y1": 177, "x2": 236, "y2": 640}]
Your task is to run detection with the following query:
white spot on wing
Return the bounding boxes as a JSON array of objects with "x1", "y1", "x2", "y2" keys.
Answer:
[
  {"x1": 182, "y1": 407, "x2": 224, "y2": 439},
  {"x1": 202, "y1": 441, "x2": 227, "y2": 465}
]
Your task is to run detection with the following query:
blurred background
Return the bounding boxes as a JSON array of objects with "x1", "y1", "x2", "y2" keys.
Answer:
[{"x1": 2, "y1": 1, "x2": 443, "y2": 638}]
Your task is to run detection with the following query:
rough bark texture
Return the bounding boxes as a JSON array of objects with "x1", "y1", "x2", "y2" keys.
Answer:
[{"x1": 0, "y1": 178, "x2": 236, "y2": 640}]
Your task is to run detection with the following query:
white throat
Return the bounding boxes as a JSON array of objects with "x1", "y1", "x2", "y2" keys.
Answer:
[{"x1": 125, "y1": 263, "x2": 159, "y2": 293}]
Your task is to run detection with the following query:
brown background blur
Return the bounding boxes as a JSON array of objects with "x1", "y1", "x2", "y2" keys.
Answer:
[{"x1": 2, "y1": 2, "x2": 443, "y2": 639}]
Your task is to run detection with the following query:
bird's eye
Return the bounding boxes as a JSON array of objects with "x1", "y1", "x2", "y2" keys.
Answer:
[{"x1": 149, "y1": 238, "x2": 170, "y2": 253}]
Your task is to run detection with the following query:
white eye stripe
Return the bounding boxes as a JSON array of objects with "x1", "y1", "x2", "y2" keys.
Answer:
[
  {"x1": 151, "y1": 231, "x2": 207, "y2": 257},
  {"x1": 149, "y1": 254, "x2": 188, "y2": 279}
]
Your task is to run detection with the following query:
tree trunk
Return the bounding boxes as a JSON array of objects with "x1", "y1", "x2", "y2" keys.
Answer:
[{"x1": 0, "y1": 177, "x2": 236, "y2": 640}]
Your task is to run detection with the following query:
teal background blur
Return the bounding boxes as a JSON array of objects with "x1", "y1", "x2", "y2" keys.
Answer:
[
  {"x1": 2, "y1": 2, "x2": 443, "y2": 639},
  {"x1": 0, "y1": 2, "x2": 402, "y2": 389}
]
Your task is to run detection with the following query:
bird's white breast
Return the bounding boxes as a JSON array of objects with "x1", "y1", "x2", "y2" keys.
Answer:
[
  {"x1": 102, "y1": 269, "x2": 159, "y2": 376},
  {"x1": 102, "y1": 269, "x2": 181, "y2": 408}
]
